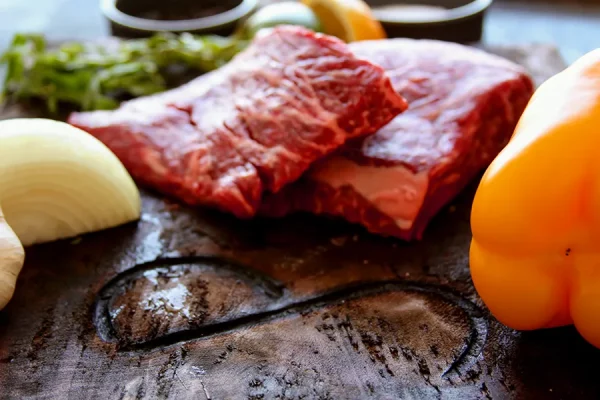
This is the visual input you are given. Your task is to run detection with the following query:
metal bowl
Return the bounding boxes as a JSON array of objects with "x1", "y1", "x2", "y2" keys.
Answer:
[
  {"x1": 101, "y1": 0, "x2": 258, "y2": 38},
  {"x1": 367, "y1": 0, "x2": 493, "y2": 43}
]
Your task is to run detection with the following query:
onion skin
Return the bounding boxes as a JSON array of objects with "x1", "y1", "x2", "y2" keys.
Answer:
[{"x1": 0, "y1": 207, "x2": 25, "y2": 310}]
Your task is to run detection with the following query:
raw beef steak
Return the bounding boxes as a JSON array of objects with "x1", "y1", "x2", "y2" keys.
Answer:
[
  {"x1": 68, "y1": 26, "x2": 407, "y2": 218},
  {"x1": 260, "y1": 39, "x2": 535, "y2": 240}
]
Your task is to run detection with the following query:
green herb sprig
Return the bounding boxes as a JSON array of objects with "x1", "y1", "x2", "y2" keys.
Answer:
[{"x1": 0, "y1": 32, "x2": 248, "y2": 113}]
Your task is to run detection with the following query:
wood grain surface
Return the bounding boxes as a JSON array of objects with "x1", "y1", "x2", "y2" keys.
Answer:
[{"x1": 1, "y1": 43, "x2": 600, "y2": 400}]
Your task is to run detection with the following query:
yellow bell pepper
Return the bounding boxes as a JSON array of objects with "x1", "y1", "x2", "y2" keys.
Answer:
[{"x1": 470, "y1": 49, "x2": 600, "y2": 348}]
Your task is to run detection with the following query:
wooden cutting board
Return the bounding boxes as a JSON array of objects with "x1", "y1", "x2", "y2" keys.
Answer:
[{"x1": 1, "y1": 43, "x2": 599, "y2": 400}]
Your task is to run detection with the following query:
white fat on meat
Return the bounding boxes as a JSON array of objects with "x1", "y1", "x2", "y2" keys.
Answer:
[{"x1": 309, "y1": 156, "x2": 428, "y2": 229}]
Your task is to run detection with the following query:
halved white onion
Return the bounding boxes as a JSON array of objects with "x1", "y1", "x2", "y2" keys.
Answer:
[{"x1": 0, "y1": 118, "x2": 141, "y2": 309}]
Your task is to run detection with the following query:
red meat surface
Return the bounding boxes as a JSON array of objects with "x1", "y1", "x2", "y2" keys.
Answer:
[
  {"x1": 68, "y1": 26, "x2": 407, "y2": 218},
  {"x1": 260, "y1": 39, "x2": 535, "y2": 240}
]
